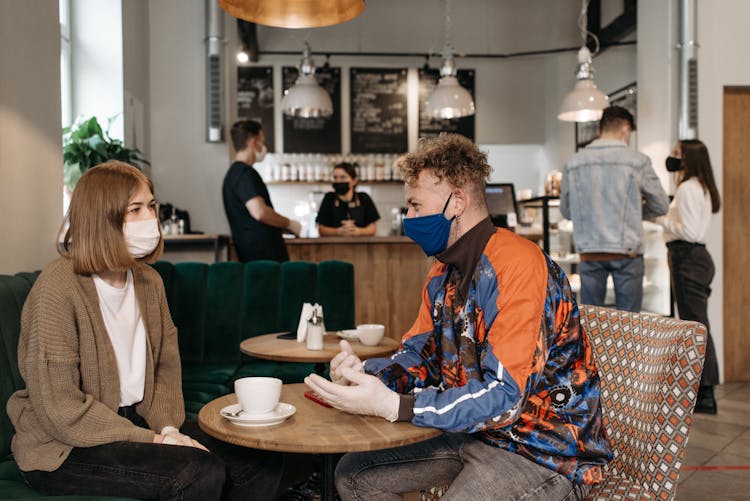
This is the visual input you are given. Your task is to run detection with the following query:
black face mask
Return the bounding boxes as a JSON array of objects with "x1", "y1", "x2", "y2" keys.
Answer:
[
  {"x1": 332, "y1": 182, "x2": 350, "y2": 195},
  {"x1": 666, "y1": 156, "x2": 683, "y2": 172}
]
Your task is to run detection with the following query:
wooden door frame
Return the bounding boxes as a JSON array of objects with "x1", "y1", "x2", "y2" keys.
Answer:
[{"x1": 722, "y1": 86, "x2": 750, "y2": 382}]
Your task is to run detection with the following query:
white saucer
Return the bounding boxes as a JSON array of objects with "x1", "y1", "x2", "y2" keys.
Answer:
[
  {"x1": 337, "y1": 329, "x2": 359, "y2": 341},
  {"x1": 220, "y1": 403, "x2": 296, "y2": 427}
]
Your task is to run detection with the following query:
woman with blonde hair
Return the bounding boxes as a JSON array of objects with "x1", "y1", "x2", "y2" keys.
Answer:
[
  {"x1": 658, "y1": 140, "x2": 721, "y2": 414},
  {"x1": 7, "y1": 161, "x2": 282, "y2": 499}
]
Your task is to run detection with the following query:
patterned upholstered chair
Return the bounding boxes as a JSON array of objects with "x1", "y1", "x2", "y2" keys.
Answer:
[
  {"x1": 580, "y1": 305, "x2": 706, "y2": 500},
  {"x1": 421, "y1": 305, "x2": 707, "y2": 501}
]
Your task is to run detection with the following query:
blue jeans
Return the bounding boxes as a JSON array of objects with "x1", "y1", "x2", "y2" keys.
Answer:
[
  {"x1": 579, "y1": 256, "x2": 644, "y2": 312},
  {"x1": 22, "y1": 421, "x2": 283, "y2": 501},
  {"x1": 334, "y1": 433, "x2": 591, "y2": 501}
]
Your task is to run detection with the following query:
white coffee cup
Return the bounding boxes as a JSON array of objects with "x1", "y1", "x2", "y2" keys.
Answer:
[
  {"x1": 234, "y1": 377, "x2": 282, "y2": 415},
  {"x1": 357, "y1": 324, "x2": 385, "y2": 346}
]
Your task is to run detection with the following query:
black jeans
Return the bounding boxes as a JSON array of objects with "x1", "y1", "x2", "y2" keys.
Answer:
[
  {"x1": 668, "y1": 241, "x2": 719, "y2": 386},
  {"x1": 22, "y1": 414, "x2": 283, "y2": 501}
]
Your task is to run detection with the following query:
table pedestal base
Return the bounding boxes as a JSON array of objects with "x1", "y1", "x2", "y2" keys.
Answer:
[{"x1": 279, "y1": 454, "x2": 341, "y2": 501}]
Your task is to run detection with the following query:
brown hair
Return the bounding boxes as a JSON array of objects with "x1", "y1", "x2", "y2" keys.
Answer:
[
  {"x1": 599, "y1": 105, "x2": 636, "y2": 132},
  {"x1": 230, "y1": 120, "x2": 263, "y2": 151},
  {"x1": 679, "y1": 139, "x2": 721, "y2": 213},
  {"x1": 399, "y1": 134, "x2": 491, "y2": 206},
  {"x1": 333, "y1": 162, "x2": 359, "y2": 180},
  {"x1": 59, "y1": 161, "x2": 163, "y2": 273}
]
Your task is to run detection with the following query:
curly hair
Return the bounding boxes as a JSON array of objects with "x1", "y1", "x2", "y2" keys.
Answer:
[{"x1": 399, "y1": 134, "x2": 491, "y2": 192}]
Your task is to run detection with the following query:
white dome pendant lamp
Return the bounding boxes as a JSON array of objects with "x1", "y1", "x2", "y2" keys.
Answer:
[
  {"x1": 281, "y1": 42, "x2": 333, "y2": 118},
  {"x1": 424, "y1": 0, "x2": 475, "y2": 120},
  {"x1": 558, "y1": 0, "x2": 609, "y2": 122}
]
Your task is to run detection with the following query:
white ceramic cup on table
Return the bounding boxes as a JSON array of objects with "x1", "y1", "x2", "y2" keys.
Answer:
[
  {"x1": 234, "y1": 377, "x2": 282, "y2": 414},
  {"x1": 357, "y1": 324, "x2": 385, "y2": 346}
]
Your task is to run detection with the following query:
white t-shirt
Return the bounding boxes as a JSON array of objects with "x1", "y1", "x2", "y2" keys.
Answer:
[
  {"x1": 92, "y1": 269, "x2": 147, "y2": 406},
  {"x1": 657, "y1": 177, "x2": 713, "y2": 244}
]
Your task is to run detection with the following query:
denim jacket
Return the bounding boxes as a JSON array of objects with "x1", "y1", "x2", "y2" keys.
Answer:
[{"x1": 560, "y1": 138, "x2": 669, "y2": 254}]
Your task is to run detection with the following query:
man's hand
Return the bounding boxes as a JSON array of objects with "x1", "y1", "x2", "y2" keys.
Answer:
[
  {"x1": 304, "y1": 367, "x2": 399, "y2": 421},
  {"x1": 329, "y1": 340, "x2": 364, "y2": 385},
  {"x1": 287, "y1": 219, "x2": 302, "y2": 236}
]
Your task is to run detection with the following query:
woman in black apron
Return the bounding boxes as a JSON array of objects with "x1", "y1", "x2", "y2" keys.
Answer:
[{"x1": 317, "y1": 163, "x2": 380, "y2": 236}]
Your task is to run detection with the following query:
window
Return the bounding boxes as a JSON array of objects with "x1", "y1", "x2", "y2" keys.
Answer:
[{"x1": 60, "y1": 0, "x2": 72, "y2": 128}]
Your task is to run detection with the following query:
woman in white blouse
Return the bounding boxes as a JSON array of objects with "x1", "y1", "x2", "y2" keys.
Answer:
[{"x1": 657, "y1": 139, "x2": 721, "y2": 414}]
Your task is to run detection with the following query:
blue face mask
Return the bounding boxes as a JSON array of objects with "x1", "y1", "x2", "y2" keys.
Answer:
[{"x1": 403, "y1": 194, "x2": 455, "y2": 256}]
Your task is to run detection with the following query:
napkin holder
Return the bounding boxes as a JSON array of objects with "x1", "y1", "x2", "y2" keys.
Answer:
[{"x1": 296, "y1": 302, "x2": 326, "y2": 342}]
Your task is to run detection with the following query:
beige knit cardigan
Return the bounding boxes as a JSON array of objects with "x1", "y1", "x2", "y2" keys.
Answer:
[{"x1": 6, "y1": 257, "x2": 184, "y2": 472}]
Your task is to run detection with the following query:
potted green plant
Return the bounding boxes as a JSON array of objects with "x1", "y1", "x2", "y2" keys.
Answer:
[{"x1": 63, "y1": 116, "x2": 149, "y2": 191}]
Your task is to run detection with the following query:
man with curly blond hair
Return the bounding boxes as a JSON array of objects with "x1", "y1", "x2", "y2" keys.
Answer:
[{"x1": 306, "y1": 134, "x2": 612, "y2": 500}]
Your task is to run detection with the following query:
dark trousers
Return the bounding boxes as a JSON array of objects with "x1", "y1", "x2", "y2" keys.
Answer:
[
  {"x1": 22, "y1": 415, "x2": 283, "y2": 501},
  {"x1": 668, "y1": 241, "x2": 719, "y2": 387}
]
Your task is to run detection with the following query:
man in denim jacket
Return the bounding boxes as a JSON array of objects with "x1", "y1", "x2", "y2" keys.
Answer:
[{"x1": 561, "y1": 106, "x2": 668, "y2": 312}]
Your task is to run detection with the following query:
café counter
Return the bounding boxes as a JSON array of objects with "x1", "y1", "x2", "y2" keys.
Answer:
[{"x1": 286, "y1": 236, "x2": 433, "y2": 341}]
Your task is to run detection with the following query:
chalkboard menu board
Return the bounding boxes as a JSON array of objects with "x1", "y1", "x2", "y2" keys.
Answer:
[
  {"x1": 237, "y1": 66, "x2": 275, "y2": 152},
  {"x1": 418, "y1": 68, "x2": 475, "y2": 141},
  {"x1": 350, "y1": 68, "x2": 408, "y2": 153},
  {"x1": 282, "y1": 66, "x2": 341, "y2": 153}
]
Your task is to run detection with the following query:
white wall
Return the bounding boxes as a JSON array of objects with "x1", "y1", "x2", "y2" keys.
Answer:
[
  {"x1": 695, "y1": 0, "x2": 750, "y2": 381},
  {"x1": 123, "y1": 0, "x2": 151, "y2": 164},
  {"x1": 148, "y1": 0, "x2": 231, "y2": 234},
  {"x1": 636, "y1": 0, "x2": 679, "y2": 317},
  {"x1": 0, "y1": 0, "x2": 63, "y2": 273}
]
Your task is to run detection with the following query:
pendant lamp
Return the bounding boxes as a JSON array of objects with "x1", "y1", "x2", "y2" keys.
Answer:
[
  {"x1": 218, "y1": 0, "x2": 365, "y2": 29},
  {"x1": 424, "y1": 0, "x2": 475, "y2": 120},
  {"x1": 281, "y1": 42, "x2": 333, "y2": 118},
  {"x1": 557, "y1": 0, "x2": 608, "y2": 122}
]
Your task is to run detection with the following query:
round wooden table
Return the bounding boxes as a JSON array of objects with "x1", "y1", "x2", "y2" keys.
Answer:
[
  {"x1": 199, "y1": 384, "x2": 441, "y2": 501},
  {"x1": 240, "y1": 332, "x2": 400, "y2": 375},
  {"x1": 240, "y1": 332, "x2": 399, "y2": 363}
]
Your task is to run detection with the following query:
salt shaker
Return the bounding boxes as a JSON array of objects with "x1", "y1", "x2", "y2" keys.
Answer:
[{"x1": 306, "y1": 306, "x2": 324, "y2": 351}]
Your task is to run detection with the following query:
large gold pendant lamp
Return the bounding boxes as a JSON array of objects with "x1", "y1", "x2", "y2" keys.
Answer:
[{"x1": 218, "y1": 0, "x2": 365, "y2": 29}]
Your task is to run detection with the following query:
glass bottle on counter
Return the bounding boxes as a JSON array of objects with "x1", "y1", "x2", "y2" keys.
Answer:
[{"x1": 359, "y1": 157, "x2": 369, "y2": 181}]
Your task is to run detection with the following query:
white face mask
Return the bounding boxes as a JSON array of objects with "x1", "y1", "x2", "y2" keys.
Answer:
[
  {"x1": 255, "y1": 143, "x2": 267, "y2": 163},
  {"x1": 123, "y1": 218, "x2": 160, "y2": 258}
]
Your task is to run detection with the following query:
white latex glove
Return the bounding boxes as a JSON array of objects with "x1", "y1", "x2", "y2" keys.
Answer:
[
  {"x1": 160, "y1": 431, "x2": 209, "y2": 451},
  {"x1": 305, "y1": 367, "x2": 400, "y2": 421},
  {"x1": 329, "y1": 340, "x2": 364, "y2": 385},
  {"x1": 287, "y1": 219, "x2": 302, "y2": 236}
]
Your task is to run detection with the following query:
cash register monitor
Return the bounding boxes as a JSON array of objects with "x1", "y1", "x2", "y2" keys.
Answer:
[{"x1": 485, "y1": 183, "x2": 518, "y2": 229}]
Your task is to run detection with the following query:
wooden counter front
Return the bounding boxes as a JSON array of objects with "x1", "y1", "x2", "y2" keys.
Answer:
[{"x1": 286, "y1": 236, "x2": 433, "y2": 341}]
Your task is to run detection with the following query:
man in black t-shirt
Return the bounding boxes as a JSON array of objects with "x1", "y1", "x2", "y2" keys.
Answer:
[{"x1": 222, "y1": 120, "x2": 301, "y2": 262}]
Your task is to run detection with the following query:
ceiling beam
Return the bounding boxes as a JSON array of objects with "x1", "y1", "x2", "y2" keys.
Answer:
[{"x1": 587, "y1": 0, "x2": 637, "y2": 53}]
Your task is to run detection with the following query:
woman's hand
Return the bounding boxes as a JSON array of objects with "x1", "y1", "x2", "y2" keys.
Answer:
[
  {"x1": 155, "y1": 431, "x2": 209, "y2": 451},
  {"x1": 338, "y1": 220, "x2": 359, "y2": 236}
]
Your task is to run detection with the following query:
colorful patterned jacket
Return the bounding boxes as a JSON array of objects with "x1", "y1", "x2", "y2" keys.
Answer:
[{"x1": 365, "y1": 220, "x2": 612, "y2": 484}]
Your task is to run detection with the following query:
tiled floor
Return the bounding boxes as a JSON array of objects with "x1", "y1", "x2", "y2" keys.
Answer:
[{"x1": 677, "y1": 382, "x2": 750, "y2": 501}]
